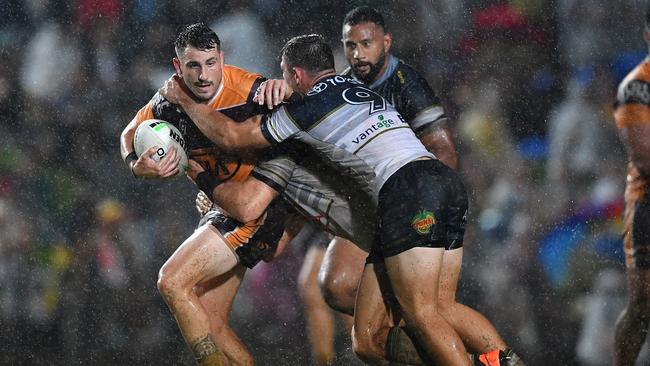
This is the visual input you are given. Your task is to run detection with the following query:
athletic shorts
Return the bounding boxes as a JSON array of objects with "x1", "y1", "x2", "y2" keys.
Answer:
[
  {"x1": 367, "y1": 159, "x2": 467, "y2": 263},
  {"x1": 198, "y1": 199, "x2": 287, "y2": 269},
  {"x1": 624, "y1": 187, "x2": 650, "y2": 269}
]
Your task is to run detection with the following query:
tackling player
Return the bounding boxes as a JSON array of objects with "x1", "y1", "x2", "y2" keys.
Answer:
[
  {"x1": 321, "y1": 7, "x2": 523, "y2": 366},
  {"x1": 161, "y1": 33, "x2": 475, "y2": 365},
  {"x1": 119, "y1": 23, "x2": 288, "y2": 366},
  {"x1": 613, "y1": 6, "x2": 650, "y2": 365}
]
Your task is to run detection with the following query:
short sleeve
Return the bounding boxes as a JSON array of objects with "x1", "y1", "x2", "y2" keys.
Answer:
[
  {"x1": 615, "y1": 79, "x2": 650, "y2": 129},
  {"x1": 399, "y1": 69, "x2": 446, "y2": 132},
  {"x1": 260, "y1": 105, "x2": 302, "y2": 144},
  {"x1": 250, "y1": 155, "x2": 297, "y2": 193}
]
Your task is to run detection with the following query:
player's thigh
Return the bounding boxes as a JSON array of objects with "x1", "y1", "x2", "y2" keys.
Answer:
[
  {"x1": 384, "y1": 247, "x2": 445, "y2": 311},
  {"x1": 160, "y1": 224, "x2": 239, "y2": 287},
  {"x1": 438, "y1": 247, "x2": 463, "y2": 305},
  {"x1": 198, "y1": 264, "x2": 247, "y2": 321},
  {"x1": 319, "y1": 237, "x2": 367, "y2": 293}
]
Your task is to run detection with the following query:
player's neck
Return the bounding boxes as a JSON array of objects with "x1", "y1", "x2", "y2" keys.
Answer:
[{"x1": 303, "y1": 69, "x2": 337, "y2": 92}]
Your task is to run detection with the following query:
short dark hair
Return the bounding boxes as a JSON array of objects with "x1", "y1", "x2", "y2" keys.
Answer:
[
  {"x1": 343, "y1": 6, "x2": 387, "y2": 32},
  {"x1": 280, "y1": 34, "x2": 335, "y2": 74},
  {"x1": 174, "y1": 23, "x2": 221, "y2": 56}
]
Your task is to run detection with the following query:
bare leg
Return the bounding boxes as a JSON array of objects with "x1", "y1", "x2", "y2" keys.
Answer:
[
  {"x1": 319, "y1": 237, "x2": 367, "y2": 315},
  {"x1": 384, "y1": 247, "x2": 470, "y2": 366},
  {"x1": 298, "y1": 245, "x2": 336, "y2": 365},
  {"x1": 196, "y1": 264, "x2": 253, "y2": 366},
  {"x1": 438, "y1": 247, "x2": 507, "y2": 354},
  {"x1": 158, "y1": 225, "x2": 239, "y2": 365},
  {"x1": 614, "y1": 267, "x2": 650, "y2": 366},
  {"x1": 352, "y1": 263, "x2": 393, "y2": 366}
]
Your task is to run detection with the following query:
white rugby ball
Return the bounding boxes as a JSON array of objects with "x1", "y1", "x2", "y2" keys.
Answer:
[{"x1": 134, "y1": 119, "x2": 189, "y2": 176}]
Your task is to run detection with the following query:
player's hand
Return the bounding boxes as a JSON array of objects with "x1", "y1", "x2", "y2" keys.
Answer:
[
  {"x1": 185, "y1": 159, "x2": 206, "y2": 183},
  {"x1": 253, "y1": 79, "x2": 293, "y2": 110},
  {"x1": 159, "y1": 75, "x2": 192, "y2": 107},
  {"x1": 195, "y1": 191, "x2": 214, "y2": 216},
  {"x1": 132, "y1": 146, "x2": 181, "y2": 179}
]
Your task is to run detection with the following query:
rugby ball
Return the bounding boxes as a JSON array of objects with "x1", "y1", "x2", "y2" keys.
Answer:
[{"x1": 134, "y1": 119, "x2": 189, "y2": 176}]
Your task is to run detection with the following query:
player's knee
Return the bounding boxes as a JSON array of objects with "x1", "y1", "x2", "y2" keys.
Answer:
[
  {"x1": 351, "y1": 325, "x2": 384, "y2": 364},
  {"x1": 318, "y1": 271, "x2": 356, "y2": 315}
]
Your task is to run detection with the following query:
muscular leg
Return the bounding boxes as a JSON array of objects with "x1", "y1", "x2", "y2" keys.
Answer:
[
  {"x1": 196, "y1": 264, "x2": 253, "y2": 366},
  {"x1": 614, "y1": 266, "x2": 650, "y2": 366},
  {"x1": 319, "y1": 237, "x2": 367, "y2": 315},
  {"x1": 384, "y1": 247, "x2": 470, "y2": 366},
  {"x1": 157, "y1": 225, "x2": 239, "y2": 366},
  {"x1": 438, "y1": 247, "x2": 506, "y2": 354},
  {"x1": 298, "y1": 245, "x2": 336, "y2": 365},
  {"x1": 352, "y1": 263, "x2": 394, "y2": 365}
]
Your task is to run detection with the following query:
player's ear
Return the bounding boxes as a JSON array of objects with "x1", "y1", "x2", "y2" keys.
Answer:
[
  {"x1": 219, "y1": 50, "x2": 225, "y2": 67},
  {"x1": 172, "y1": 58, "x2": 182, "y2": 76},
  {"x1": 384, "y1": 32, "x2": 392, "y2": 53},
  {"x1": 645, "y1": 29, "x2": 650, "y2": 45}
]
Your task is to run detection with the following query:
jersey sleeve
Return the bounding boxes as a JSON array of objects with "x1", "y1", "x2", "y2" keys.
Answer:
[
  {"x1": 250, "y1": 155, "x2": 297, "y2": 193},
  {"x1": 133, "y1": 101, "x2": 155, "y2": 125},
  {"x1": 615, "y1": 79, "x2": 650, "y2": 129},
  {"x1": 260, "y1": 105, "x2": 302, "y2": 144},
  {"x1": 399, "y1": 69, "x2": 447, "y2": 132}
]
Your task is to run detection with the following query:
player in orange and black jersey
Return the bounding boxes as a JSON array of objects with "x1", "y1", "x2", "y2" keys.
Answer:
[
  {"x1": 119, "y1": 23, "x2": 288, "y2": 366},
  {"x1": 613, "y1": 8, "x2": 650, "y2": 365}
]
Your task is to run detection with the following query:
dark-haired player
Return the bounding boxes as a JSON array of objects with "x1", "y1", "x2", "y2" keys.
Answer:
[
  {"x1": 161, "y1": 33, "x2": 474, "y2": 366},
  {"x1": 120, "y1": 23, "x2": 288, "y2": 366},
  {"x1": 613, "y1": 7, "x2": 650, "y2": 365},
  {"x1": 319, "y1": 6, "x2": 523, "y2": 366}
]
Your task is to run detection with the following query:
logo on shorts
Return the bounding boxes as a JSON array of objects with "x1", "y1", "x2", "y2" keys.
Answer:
[{"x1": 411, "y1": 210, "x2": 435, "y2": 235}]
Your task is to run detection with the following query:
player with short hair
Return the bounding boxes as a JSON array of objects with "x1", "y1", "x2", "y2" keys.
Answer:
[
  {"x1": 613, "y1": 6, "x2": 650, "y2": 365},
  {"x1": 161, "y1": 33, "x2": 475, "y2": 366},
  {"x1": 321, "y1": 7, "x2": 523, "y2": 366},
  {"x1": 120, "y1": 23, "x2": 288, "y2": 366}
]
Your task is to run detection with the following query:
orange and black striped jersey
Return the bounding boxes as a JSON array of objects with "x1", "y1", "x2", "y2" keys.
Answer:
[
  {"x1": 614, "y1": 57, "x2": 650, "y2": 200},
  {"x1": 614, "y1": 57, "x2": 650, "y2": 267},
  {"x1": 133, "y1": 65, "x2": 266, "y2": 182}
]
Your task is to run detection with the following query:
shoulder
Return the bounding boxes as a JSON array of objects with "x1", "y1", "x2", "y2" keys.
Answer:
[
  {"x1": 393, "y1": 60, "x2": 433, "y2": 91},
  {"x1": 222, "y1": 65, "x2": 264, "y2": 96}
]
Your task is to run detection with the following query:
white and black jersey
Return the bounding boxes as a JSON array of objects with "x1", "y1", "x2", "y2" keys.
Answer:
[{"x1": 260, "y1": 75, "x2": 433, "y2": 202}]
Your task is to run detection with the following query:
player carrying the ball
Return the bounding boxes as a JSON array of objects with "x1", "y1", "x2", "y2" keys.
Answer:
[{"x1": 120, "y1": 23, "x2": 290, "y2": 366}]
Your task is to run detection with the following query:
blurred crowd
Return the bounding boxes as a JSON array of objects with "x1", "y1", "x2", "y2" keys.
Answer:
[{"x1": 0, "y1": 0, "x2": 647, "y2": 365}]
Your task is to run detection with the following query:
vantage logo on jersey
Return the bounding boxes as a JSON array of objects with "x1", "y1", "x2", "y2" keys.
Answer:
[
  {"x1": 351, "y1": 114, "x2": 401, "y2": 144},
  {"x1": 411, "y1": 210, "x2": 435, "y2": 235}
]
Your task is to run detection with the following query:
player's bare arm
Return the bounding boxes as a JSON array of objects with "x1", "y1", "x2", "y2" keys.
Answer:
[
  {"x1": 623, "y1": 122, "x2": 650, "y2": 175},
  {"x1": 120, "y1": 117, "x2": 181, "y2": 178},
  {"x1": 160, "y1": 75, "x2": 271, "y2": 151},
  {"x1": 417, "y1": 122, "x2": 458, "y2": 170},
  {"x1": 186, "y1": 159, "x2": 279, "y2": 222}
]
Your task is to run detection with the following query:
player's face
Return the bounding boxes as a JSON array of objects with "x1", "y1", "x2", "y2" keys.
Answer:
[
  {"x1": 342, "y1": 22, "x2": 391, "y2": 84},
  {"x1": 174, "y1": 46, "x2": 224, "y2": 101}
]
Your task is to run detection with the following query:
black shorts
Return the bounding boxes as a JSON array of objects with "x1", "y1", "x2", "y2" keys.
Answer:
[
  {"x1": 367, "y1": 159, "x2": 467, "y2": 263},
  {"x1": 198, "y1": 199, "x2": 287, "y2": 269},
  {"x1": 625, "y1": 188, "x2": 650, "y2": 269}
]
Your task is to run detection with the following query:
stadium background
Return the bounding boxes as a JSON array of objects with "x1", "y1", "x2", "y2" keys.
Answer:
[{"x1": 1, "y1": 0, "x2": 648, "y2": 365}]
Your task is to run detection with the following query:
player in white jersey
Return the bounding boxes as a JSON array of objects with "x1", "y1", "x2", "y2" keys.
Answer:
[{"x1": 161, "y1": 34, "x2": 474, "y2": 365}]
